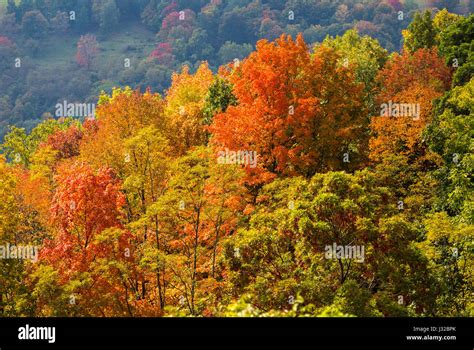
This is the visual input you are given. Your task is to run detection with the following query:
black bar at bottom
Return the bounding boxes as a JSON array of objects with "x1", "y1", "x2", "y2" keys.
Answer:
[{"x1": 0, "y1": 317, "x2": 471, "y2": 349}]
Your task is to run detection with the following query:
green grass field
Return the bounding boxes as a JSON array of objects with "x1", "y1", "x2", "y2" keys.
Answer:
[
  {"x1": 29, "y1": 21, "x2": 156, "y2": 96},
  {"x1": 0, "y1": 0, "x2": 157, "y2": 94},
  {"x1": 33, "y1": 21, "x2": 156, "y2": 68}
]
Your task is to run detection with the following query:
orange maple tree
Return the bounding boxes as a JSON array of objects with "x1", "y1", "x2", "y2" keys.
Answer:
[
  {"x1": 210, "y1": 34, "x2": 368, "y2": 185},
  {"x1": 40, "y1": 162, "x2": 132, "y2": 315},
  {"x1": 369, "y1": 48, "x2": 452, "y2": 162}
]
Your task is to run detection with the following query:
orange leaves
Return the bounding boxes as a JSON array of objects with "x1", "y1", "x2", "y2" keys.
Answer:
[
  {"x1": 14, "y1": 168, "x2": 51, "y2": 228},
  {"x1": 377, "y1": 48, "x2": 451, "y2": 101},
  {"x1": 79, "y1": 88, "x2": 166, "y2": 173},
  {"x1": 46, "y1": 162, "x2": 126, "y2": 267},
  {"x1": 45, "y1": 125, "x2": 83, "y2": 160},
  {"x1": 95, "y1": 87, "x2": 165, "y2": 139},
  {"x1": 210, "y1": 34, "x2": 367, "y2": 183},
  {"x1": 1, "y1": 27, "x2": 461, "y2": 317},
  {"x1": 370, "y1": 85, "x2": 442, "y2": 162},
  {"x1": 369, "y1": 48, "x2": 452, "y2": 162}
]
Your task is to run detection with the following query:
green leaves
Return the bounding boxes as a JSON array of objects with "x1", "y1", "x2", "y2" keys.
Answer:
[
  {"x1": 224, "y1": 170, "x2": 423, "y2": 315},
  {"x1": 203, "y1": 77, "x2": 238, "y2": 125},
  {"x1": 438, "y1": 14, "x2": 474, "y2": 87},
  {"x1": 1, "y1": 118, "x2": 80, "y2": 167},
  {"x1": 322, "y1": 29, "x2": 388, "y2": 114},
  {"x1": 403, "y1": 10, "x2": 437, "y2": 53},
  {"x1": 426, "y1": 79, "x2": 474, "y2": 221},
  {"x1": 0, "y1": 23, "x2": 471, "y2": 317},
  {"x1": 419, "y1": 212, "x2": 473, "y2": 315}
]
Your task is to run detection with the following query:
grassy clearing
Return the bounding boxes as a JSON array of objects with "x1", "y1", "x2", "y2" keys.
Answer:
[
  {"x1": 33, "y1": 22, "x2": 156, "y2": 71},
  {"x1": 25, "y1": 22, "x2": 157, "y2": 97},
  {"x1": 98, "y1": 22, "x2": 156, "y2": 60}
]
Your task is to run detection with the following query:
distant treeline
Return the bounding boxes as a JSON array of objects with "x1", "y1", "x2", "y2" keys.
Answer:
[{"x1": 0, "y1": 0, "x2": 471, "y2": 139}]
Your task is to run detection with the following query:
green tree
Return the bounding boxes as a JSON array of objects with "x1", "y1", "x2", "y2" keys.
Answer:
[
  {"x1": 402, "y1": 10, "x2": 437, "y2": 53},
  {"x1": 148, "y1": 147, "x2": 245, "y2": 315},
  {"x1": 438, "y1": 14, "x2": 474, "y2": 86},
  {"x1": 1, "y1": 118, "x2": 79, "y2": 167},
  {"x1": 419, "y1": 212, "x2": 473, "y2": 316},
  {"x1": 99, "y1": 0, "x2": 120, "y2": 33},
  {"x1": 425, "y1": 79, "x2": 474, "y2": 222},
  {"x1": 322, "y1": 29, "x2": 388, "y2": 115},
  {"x1": 6, "y1": 0, "x2": 19, "y2": 20},
  {"x1": 21, "y1": 10, "x2": 49, "y2": 39},
  {"x1": 217, "y1": 41, "x2": 253, "y2": 65},
  {"x1": 74, "y1": 0, "x2": 93, "y2": 31},
  {"x1": 223, "y1": 170, "x2": 433, "y2": 316},
  {"x1": 0, "y1": 156, "x2": 46, "y2": 316},
  {"x1": 203, "y1": 77, "x2": 238, "y2": 125}
]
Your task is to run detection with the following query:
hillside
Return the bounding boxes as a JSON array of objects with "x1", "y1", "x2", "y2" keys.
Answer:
[
  {"x1": 0, "y1": 0, "x2": 472, "y2": 318},
  {"x1": 0, "y1": 0, "x2": 471, "y2": 140}
]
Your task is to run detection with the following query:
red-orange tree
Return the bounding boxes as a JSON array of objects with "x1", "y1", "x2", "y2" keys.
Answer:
[
  {"x1": 369, "y1": 48, "x2": 452, "y2": 162},
  {"x1": 40, "y1": 162, "x2": 132, "y2": 316},
  {"x1": 210, "y1": 34, "x2": 368, "y2": 185}
]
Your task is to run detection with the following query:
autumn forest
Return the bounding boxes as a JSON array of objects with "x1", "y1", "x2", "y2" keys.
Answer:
[{"x1": 0, "y1": 1, "x2": 472, "y2": 318}]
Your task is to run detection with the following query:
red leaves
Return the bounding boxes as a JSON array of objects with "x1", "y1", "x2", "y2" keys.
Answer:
[
  {"x1": 46, "y1": 125, "x2": 83, "y2": 160},
  {"x1": 161, "y1": 9, "x2": 195, "y2": 31},
  {"x1": 377, "y1": 48, "x2": 452, "y2": 101},
  {"x1": 210, "y1": 34, "x2": 367, "y2": 184},
  {"x1": 43, "y1": 162, "x2": 126, "y2": 273},
  {"x1": 149, "y1": 42, "x2": 174, "y2": 65},
  {"x1": 51, "y1": 162, "x2": 124, "y2": 233},
  {"x1": 76, "y1": 34, "x2": 99, "y2": 69},
  {"x1": 369, "y1": 48, "x2": 452, "y2": 162},
  {"x1": 387, "y1": 0, "x2": 403, "y2": 11},
  {"x1": 0, "y1": 36, "x2": 12, "y2": 46}
]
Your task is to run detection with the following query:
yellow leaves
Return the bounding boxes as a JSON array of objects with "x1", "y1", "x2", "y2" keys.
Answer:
[
  {"x1": 401, "y1": 29, "x2": 413, "y2": 52},
  {"x1": 164, "y1": 62, "x2": 214, "y2": 155},
  {"x1": 30, "y1": 144, "x2": 58, "y2": 182},
  {"x1": 420, "y1": 211, "x2": 473, "y2": 275},
  {"x1": 433, "y1": 9, "x2": 461, "y2": 34},
  {"x1": 80, "y1": 88, "x2": 166, "y2": 174},
  {"x1": 166, "y1": 63, "x2": 214, "y2": 116},
  {"x1": 447, "y1": 77, "x2": 474, "y2": 110},
  {"x1": 97, "y1": 86, "x2": 134, "y2": 106},
  {"x1": 93, "y1": 227, "x2": 124, "y2": 245},
  {"x1": 424, "y1": 212, "x2": 472, "y2": 246},
  {"x1": 0, "y1": 158, "x2": 19, "y2": 238}
]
